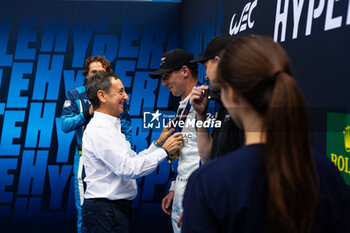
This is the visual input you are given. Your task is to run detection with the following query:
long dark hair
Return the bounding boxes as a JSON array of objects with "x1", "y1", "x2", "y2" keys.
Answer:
[{"x1": 217, "y1": 35, "x2": 317, "y2": 233}]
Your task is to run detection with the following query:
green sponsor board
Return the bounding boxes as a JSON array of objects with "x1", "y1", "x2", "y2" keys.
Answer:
[{"x1": 326, "y1": 112, "x2": 350, "y2": 185}]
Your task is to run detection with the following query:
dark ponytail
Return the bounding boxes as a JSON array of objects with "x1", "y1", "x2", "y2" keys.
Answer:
[
  {"x1": 265, "y1": 72, "x2": 317, "y2": 233},
  {"x1": 218, "y1": 35, "x2": 317, "y2": 233}
]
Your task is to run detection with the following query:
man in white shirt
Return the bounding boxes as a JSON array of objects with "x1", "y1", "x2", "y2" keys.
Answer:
[{"x1": 82, "y1": 71, "x2": 182, "y2": 233}]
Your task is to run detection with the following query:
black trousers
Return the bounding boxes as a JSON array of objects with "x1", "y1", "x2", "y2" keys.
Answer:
[{"x1": 82, "y1": 198, "x2": 132, "y2": 233}]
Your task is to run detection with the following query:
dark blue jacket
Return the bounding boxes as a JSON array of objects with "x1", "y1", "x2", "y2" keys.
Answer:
[{"x1": 182, "y1": 144, "x2": 350, "y2": 233}]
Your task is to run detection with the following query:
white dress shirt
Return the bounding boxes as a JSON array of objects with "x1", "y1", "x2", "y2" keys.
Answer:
[{"x1": 82, "y1": 111, "x2": 167, "y2": 200}]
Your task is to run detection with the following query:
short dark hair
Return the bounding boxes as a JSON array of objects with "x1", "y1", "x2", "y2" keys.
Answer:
[
  {"x1": 86, "y1": 71, "x2": 120, "y2": 109},
  {"x1": 187, "y1": 64, "x2": 198, "y2": 78},
  {"x1": 174, "y1": 64, "x2": 198, "y2": 78},
  {"x1": 83, "y1": 56, "x2": 113, "y2": 77}
]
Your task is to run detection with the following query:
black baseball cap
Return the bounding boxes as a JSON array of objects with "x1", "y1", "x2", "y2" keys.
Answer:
[
  {"x1": 149, "y1": 49, "x2": 197, "y2": 79},
  {"x1": 191, "y1": 34, "x2": 233, "y2": 64}
]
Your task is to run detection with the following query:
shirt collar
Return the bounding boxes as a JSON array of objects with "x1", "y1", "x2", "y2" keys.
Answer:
[
  {"x1": 94, "y1": 111, "x2": 120, "y2": 128},
  {"x1": 179, "y1": 93, "x2": 190, "y2": 105}
]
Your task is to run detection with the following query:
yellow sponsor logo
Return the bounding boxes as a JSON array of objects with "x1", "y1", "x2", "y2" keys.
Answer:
[
  {"x1": 327, "y1": 114, "x2": 350, "y2": 184},
  {"x1": 330, "y1": 153, "x2": 350, "y2": 174},
  {"x1": 343, "y1": 126, "x2": 350, "y2": 153}
]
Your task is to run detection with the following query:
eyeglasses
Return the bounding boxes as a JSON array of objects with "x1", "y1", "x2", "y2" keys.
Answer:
[{"x1": 111, "y1": 87, "x2": 126, "y2": 95}]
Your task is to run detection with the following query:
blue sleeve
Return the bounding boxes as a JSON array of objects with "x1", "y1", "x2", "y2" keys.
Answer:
[
  {"x1": 205, "y1": 101, "x2": 221, "y2": 135},
  {"x1": 120, "y1": 102, "x2": 132, "y2": 144},
  {"x1": 60, "y1": 90, "x2": 86, "y2": 133}
]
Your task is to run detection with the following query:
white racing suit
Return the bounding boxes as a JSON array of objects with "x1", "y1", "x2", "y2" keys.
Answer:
[
  {"x1": 170, "y1": 96, "x2": 200, "y2": 233},
  {"x1": 169, "y1": 91, "x2": 220, "y2": 232}
]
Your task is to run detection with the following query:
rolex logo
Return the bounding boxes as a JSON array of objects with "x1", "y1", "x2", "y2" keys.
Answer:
[{"x1": 343, "y1": 126, "x2": 350, "y2": 153}]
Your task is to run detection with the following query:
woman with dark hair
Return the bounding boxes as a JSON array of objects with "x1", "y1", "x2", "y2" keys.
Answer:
[{"x1": 181, "y1": 35, "x2": 350, "y2": 233}]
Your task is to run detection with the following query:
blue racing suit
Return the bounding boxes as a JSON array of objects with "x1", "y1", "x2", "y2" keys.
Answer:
[{"x1": 60, "y1": 85, "x2": 132, "y2": 233}]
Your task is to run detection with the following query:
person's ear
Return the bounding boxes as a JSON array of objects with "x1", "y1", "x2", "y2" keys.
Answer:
[
  {"x1": 97, "y1": 90, "x2": 107, "y2": 103},
  {"x1": 182, "y1": 66, "x2": 189, "y2": 79},
  {"x1": 214, "y1": 56, "x2": 220, "y2": 63}
]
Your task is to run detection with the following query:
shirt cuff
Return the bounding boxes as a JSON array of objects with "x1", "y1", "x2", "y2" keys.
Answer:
[
  {"x1": 148, "y1": 142, "x2": 159, "y2": 153},
  {"x1": 149, "y1": 143, "x2": 168, "y2": 161}
]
